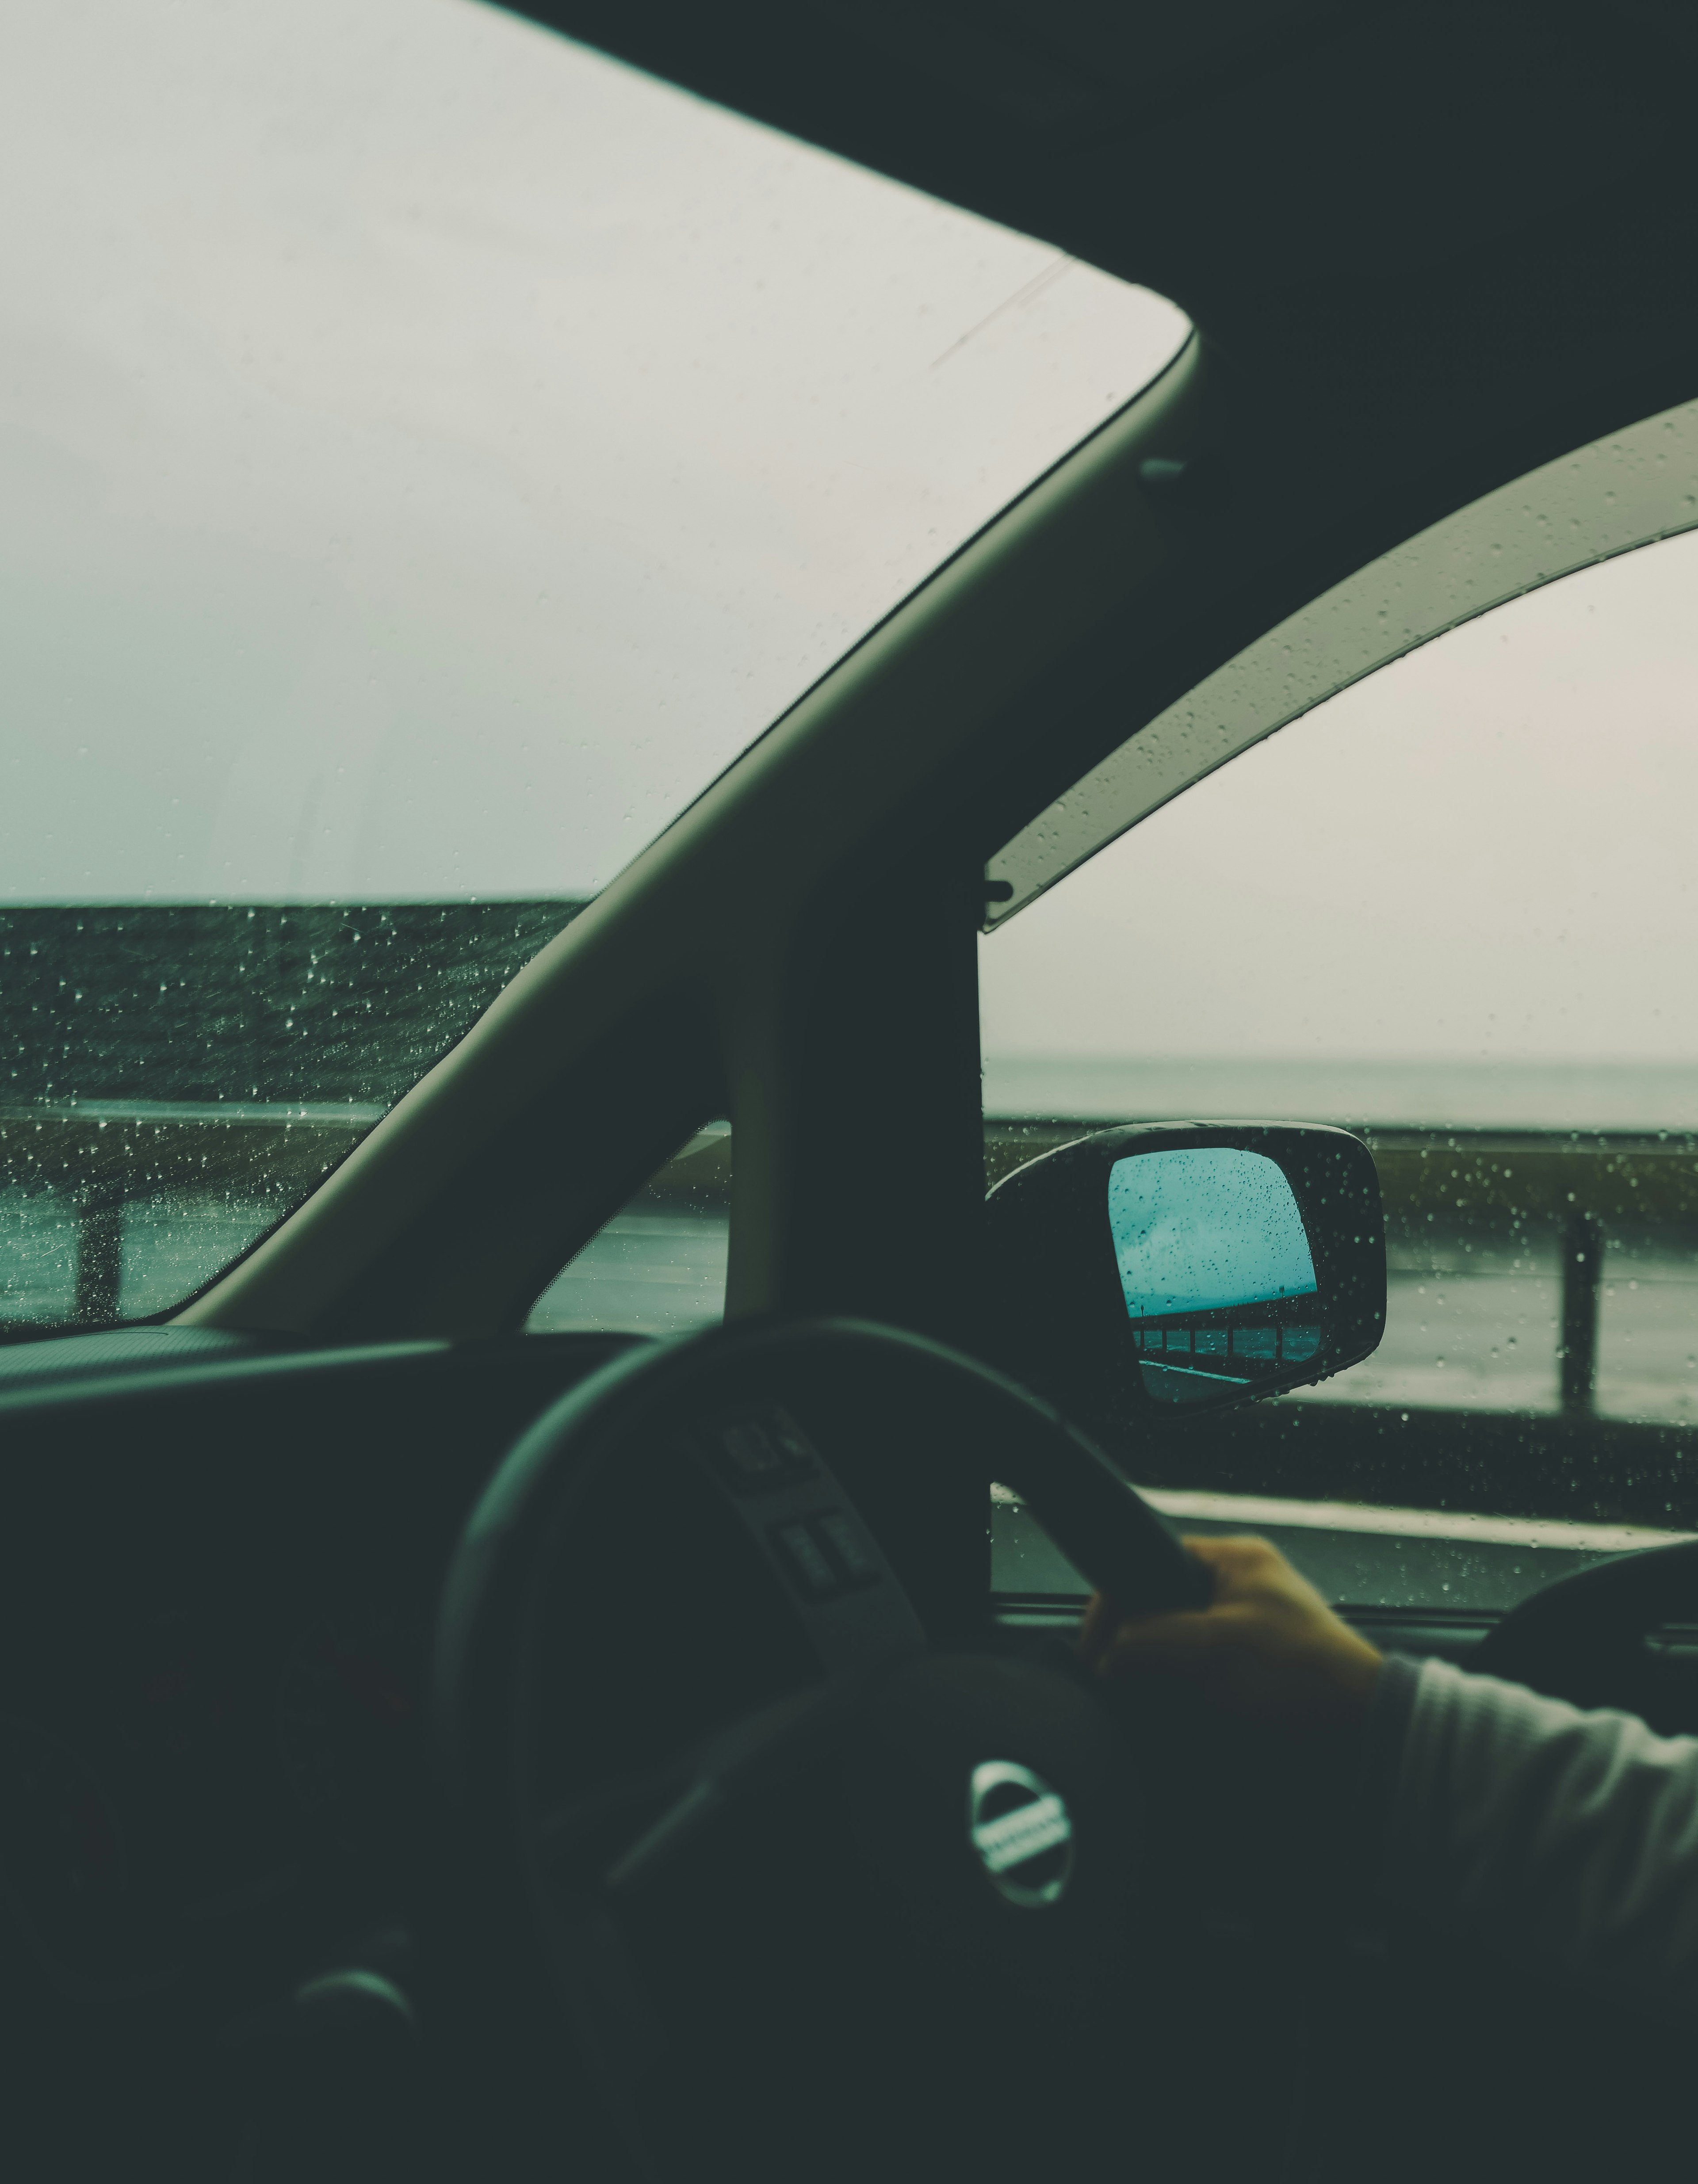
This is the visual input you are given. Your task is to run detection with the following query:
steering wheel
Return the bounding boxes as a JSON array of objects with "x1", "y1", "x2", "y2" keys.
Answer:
[
  {"x1": 1474, "y1": 1538, "x2": 1698, "y2": 1733},
  {"x1": 430, "y1": 1316, "x2": 1211, "y2": 2184}
]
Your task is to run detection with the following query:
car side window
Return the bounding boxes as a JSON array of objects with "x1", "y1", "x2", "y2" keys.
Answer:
[
  {"x1": 526, "y1": 1123, "x2": 730, "y2": 1339},
  {"x1": 981, "y1": 531, "x2": 1698, "y2": 1607}
]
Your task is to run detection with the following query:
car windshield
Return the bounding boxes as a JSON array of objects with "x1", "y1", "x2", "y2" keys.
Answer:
[{"x1": 0, "y1": 0, "x2": 1187, "y2": 1333}]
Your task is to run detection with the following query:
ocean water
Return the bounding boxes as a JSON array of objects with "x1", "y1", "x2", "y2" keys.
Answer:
[{"x1": 981, "y1": 1055, "x2": 1698, "y2": 1133}]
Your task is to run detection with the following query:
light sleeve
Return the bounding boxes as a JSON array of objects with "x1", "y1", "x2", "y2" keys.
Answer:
[{"x1": 1370, "y1": 1654, "x2": 1698, "y2": 2013}]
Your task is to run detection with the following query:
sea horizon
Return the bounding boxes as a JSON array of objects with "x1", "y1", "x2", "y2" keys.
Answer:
[{"x1": 980, "y1": 1054, "x2": 1698, "y2": 1133}]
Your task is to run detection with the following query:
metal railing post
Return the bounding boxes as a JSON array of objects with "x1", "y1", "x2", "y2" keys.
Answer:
[
  {"x1": 73, "y1": 1189, "x2": 124, "y2": 1325},
  {"x1": 1559, "y1": 1209, "x2": 1605, "y2": 1413}
]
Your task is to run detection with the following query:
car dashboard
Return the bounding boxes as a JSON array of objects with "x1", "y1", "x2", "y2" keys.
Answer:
[{"x1": 0, "y1": 1329, "x2": 641, "y2": 2016}]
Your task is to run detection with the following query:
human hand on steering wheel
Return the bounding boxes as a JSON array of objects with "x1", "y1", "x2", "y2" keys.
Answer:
[{"x1": 1080, "y1": 1535, "x2": 1384, "y2": 1734}]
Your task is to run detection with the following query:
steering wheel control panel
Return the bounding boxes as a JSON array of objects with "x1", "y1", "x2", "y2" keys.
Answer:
[{"x1": 690, "y1": 1405, "x2": 924, "y2": 1672}]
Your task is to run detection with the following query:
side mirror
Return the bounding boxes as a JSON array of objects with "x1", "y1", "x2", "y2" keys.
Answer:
[{"x1": 983, "y1": 1123, "x2": 1386, "y2": 1440}]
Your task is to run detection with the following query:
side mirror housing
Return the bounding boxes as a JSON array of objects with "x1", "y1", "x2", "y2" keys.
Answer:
[{"x1": 983, "y1": 1122, "x2": 1386, "y2": 1442}]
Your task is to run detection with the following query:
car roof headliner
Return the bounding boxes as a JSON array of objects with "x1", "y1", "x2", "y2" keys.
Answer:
[{"x1": 512, "y1": 1, "x2": 1698, "y2": 480}]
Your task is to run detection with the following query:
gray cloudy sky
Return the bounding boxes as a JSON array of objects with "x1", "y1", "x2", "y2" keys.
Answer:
[
  {"x1": 8, "y1": 0, "x2": 1690, "y2": 1087},
  {"x1": 0, "y1": 0, "x2": 1185, "y2": 903}
]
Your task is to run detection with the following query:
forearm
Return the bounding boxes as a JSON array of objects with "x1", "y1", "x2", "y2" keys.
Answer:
[{"x1": 1363, "y1": 1655, "x2": 1698, "y2": 2012}]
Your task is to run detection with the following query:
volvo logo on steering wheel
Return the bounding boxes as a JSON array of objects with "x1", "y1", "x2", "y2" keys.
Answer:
[{"x1": 967, "y1": 1760, "x2": 1074, "y2": 1909}]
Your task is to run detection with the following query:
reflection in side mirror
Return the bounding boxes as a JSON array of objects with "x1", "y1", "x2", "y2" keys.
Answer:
[
  {"x1": 983, "y1": 1122, "x2": 1386, "y2": 1443},
  {"x1": 1110, "y1": 1147, "x2": 1319, "y2": 1406}
]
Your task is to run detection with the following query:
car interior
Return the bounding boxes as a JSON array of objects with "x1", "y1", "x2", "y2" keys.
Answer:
[{"x1": 6, "y1": 2, "x2": 1698, "y2": 2179}]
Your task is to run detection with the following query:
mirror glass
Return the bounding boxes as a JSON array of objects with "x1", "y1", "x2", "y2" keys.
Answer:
[{"x1": 1107, "y1": 1148, "x2": 1320, "y2": 1405}]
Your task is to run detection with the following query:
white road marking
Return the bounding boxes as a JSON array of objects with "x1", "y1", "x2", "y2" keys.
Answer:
[
  {"x1": 1136, "y1": 1488, "x2": 1698, "y2": 1554},
  {"x1": 990, "y1": 1480, "x2": 1695, "y2": 1553}
]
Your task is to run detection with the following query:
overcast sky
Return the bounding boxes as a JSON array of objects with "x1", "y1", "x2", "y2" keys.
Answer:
[
  {"x1": 6, "y1": 1, "x2": 1693, "y2": 1082},
  {"x1": 981, "y1": 529, "x2": 1698, "y2": 1067},
  {"x1": 0, "y1": 0, "x2": 1185, "y2": 904}
]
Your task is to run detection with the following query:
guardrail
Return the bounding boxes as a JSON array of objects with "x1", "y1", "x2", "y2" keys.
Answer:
[
  {"x1": 0, "y1": 1102, "x2": 381, "y2": 1323},
  {"x1": 0, "y1": 1106, "x2": 733, "y2": 1328},
  {"x1": 987, "y1": 1120, "x2": 1698, "y2": 1420},
  {"x1": 5, "y1": 1104, "x2": 1696, "y2": 1392}
]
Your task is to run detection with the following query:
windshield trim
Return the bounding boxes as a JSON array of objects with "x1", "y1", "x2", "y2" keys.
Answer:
[{"x1": 616, "y1": 325, "x2": 1197, "y2": 894}]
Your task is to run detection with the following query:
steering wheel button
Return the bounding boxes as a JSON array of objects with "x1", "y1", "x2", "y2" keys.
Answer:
[
  {"x1": 815, "y1": 1512, "x2": 880, "y2": 1586},
  {"x1": 766, "y1": 1409, "x2": 820, "y2": 1462},
  {"x1": 711, "y1": 1409, "x2": 817, "y2": 1493},
  {"x1": 773, "y1": 1522, "x2": 840, "y2": 1599},
  {"x1": 718, "y1": 1420, "x2": 784, "y2": 1482}
]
